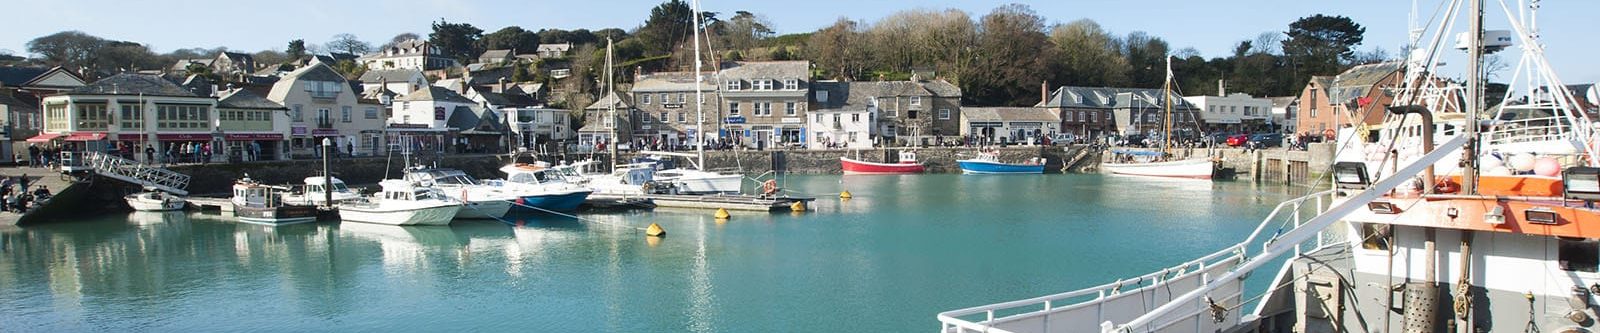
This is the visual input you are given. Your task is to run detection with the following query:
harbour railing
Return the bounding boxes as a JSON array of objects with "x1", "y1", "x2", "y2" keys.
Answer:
[
  {"x1": 75, "y1": 151, "x2": 192, "y2": 196},
  {"x1": 936, "y1": 135, "x2": 1467, "y2": 333}
]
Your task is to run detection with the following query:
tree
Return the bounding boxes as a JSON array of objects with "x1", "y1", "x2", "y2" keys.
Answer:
[
  {"x1": 381, "y1": 33, "x2": 421, "y2": 49},
  {"x1": 481, "y1": 26, "x2": 540, "y2": 53},
  {"x1": 326, "y1": 33, "x2": 372, "y2": 54},
  {"x1": 1282, "y1": 14, "x2": 1365, "y2": 78},
  {"x1": 636, "y1": 0, "x2": 695, "y2": 56},
  {"x1": 94, "y1": 40, "x2": 161, "y2": 71},
  {"x1": 286, "y1": 39, "x2": 307, "y2": 60},
  {"x1": 962, "y1": 4, "x2": 1054, "y2": 106},
  {"x1": 252, "y1": 50, "x2": 289, "y2": 67},
  {"x1": 717, "y1": 11, "x2": 774, "y2": 52},
  {"x1": 429, "y1": 18, "x2": 484, "y2": 64},
  {"x1": 1049, "y1": 19, "x2": 1129, "y2": 87},
  {"x1": 27, "y1": 31, "x2": 105, "y2": 68},
  {"x1": 331, "y1": 59, "x2": 367, "y2": 80},
  {"x1": 806, "y1": 18, "x2": 866, "y2": 80},
  {"x1": 1121, "y1": 31, "x2": 1170, "y2": 89}
]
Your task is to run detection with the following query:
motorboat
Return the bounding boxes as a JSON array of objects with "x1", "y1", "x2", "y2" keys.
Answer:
[
  {"x1": 230, "y1": 177, "x2": 318, "y2": 225},
  {"x1": 555, "y1": 160, "x2": 657, "y2": 197},
  {"x1": 282, "y1": 176, "x2": 362, "y2": 206},
  {"x1": 840, "y1": 151, "x2": 925, "y2": 174},
  {"x1": 490, "y1": 163, "x2": 593, "y2": 212},
  {"x1": 336, "y1": 179, "x2": 460, "y2": 226},
  {"x1": 125, "y1": 189, "x2": 185, "y2": 211},
  {"x1": 956, "y1": 150, "x2": 1045, "y2": 174},
  {"x1": 1101, "y1": 150, "x2": 1214, "y2": 179},
  {"x1": 635, "y1": 152, "x2": 743, "y2": 194},
  {"x1": 402, "y1": 167, "x2": 514, "y2": 220}
]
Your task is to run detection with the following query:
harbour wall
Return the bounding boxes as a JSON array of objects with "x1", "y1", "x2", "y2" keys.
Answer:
[{"x1": 1091, "y1": 142, "x2": 1336, "y2": 185}]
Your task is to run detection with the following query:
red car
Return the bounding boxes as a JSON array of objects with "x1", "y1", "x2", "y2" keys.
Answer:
[{"x1": 1225, "y1": 134, "x2": 1251, "y2": 147}]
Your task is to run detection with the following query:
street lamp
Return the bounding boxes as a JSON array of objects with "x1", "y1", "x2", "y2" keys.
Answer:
[{"x1": 321, "y1": 137, "x2": 333, "y2": 209}]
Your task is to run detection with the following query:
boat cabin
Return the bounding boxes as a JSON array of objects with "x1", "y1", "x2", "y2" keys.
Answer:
[
  {"x1": 499, "y1": 164, "x2": 571, "y2": 185},
  {"x1": 300, "y1": 177, "x2": 354, "y2": 196},
  {"x1": 403, "y1": 168, "x2": 481, "y2": 187},
  {"x1": 231, "y1": 179, "x2": 290, "y2": 208},
  {"x1": 376, "y1": 180, "x2": 444, "y2": 202}
]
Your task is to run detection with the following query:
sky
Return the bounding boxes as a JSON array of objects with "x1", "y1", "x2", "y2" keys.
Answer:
[{"x1": 5, "y1": 0, "x2": 1597, "y2": 83}]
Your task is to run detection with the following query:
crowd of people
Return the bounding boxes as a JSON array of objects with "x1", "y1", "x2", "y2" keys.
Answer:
[{"x1": 0, "y1": 176, "x2": 51, "y2": 213}]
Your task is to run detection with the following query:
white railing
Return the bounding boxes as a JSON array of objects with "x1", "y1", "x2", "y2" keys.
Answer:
[
  {"x1": 937, "y1": 188, "x2": 1337, "y2": 333},
  {"x1": 78, "y1": 151, "x2": 191, "y2": 196}
]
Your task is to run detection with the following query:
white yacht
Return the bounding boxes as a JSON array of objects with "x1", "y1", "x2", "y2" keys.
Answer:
[
  {"x1": 125, "y1": 189, "x2": 185, "y2": 211},
  {"x1": 282, "y1": 176, "x2": 362, "y2": 206},
  {"x1": 402, "y1": 167, "x2": 514, "y2": 220},
  {"x1": 636, "y1": 152, "x2": 742, "y2": 194},
  {"x1": 336, "y1": 180, "x2": 460, "y2": 226}
]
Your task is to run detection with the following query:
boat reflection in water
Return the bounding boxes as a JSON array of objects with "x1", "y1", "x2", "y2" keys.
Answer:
[{"x1": 126, "y1": 210, "x2": 186, "y2": 226}]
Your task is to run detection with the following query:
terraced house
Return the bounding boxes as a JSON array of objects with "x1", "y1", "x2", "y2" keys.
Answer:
[
  {"x1": 266, "y1": 63, "x2": 387, "y2": 157},
  {"x1": 718, "y1": 61, "x2": 809, "y2": 149},
  {"x1": 631, "y1": 71, "x2": 717, "y2": 148},
  {"x1": 38, "y1": 73, "x2": 220, "y2": 160}
]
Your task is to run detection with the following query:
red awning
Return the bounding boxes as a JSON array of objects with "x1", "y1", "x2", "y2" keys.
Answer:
[
  {"x1": 63, "y1": 132, "x2": 108, "y2": 141},
  {"x1": 25, "y1": 133, "x2": 62, "y2": 143}
]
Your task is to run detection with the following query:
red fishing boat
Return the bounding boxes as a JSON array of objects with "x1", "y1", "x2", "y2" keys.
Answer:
[{"x1": 840, "y1": 151, "x2": 925, "y2": 174}]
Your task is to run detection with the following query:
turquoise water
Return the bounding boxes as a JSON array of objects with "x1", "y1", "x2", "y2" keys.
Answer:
[{"x1": 0, "y1": 174, "x2": 1298, "y2": 332}]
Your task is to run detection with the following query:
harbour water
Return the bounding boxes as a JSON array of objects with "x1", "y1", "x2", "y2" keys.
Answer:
[{"x1": 0, "y1": 174, "x2": 1299, "y2": 332}]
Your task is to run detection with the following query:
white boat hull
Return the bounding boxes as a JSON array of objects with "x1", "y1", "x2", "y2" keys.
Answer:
[
  {"x1": 1102, "y1": 158, "x2": 1214, "y2": 179},
  {"x1": 337, "y1": 204, "x2": 460, "y2": 226},
  {"x1": 126, "y1": 193, "x2": 186, "y2": 211},
  {"x1": 674, "y1": 174, "x2": 742, "y2": 194},
  {"x1": 454, "y1": 199, "x2": 512, "y2": 219}
]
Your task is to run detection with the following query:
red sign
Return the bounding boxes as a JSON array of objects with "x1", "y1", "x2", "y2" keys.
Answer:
[
  {"x1": 157, "y1": 133, "x2": 213, "y2": 141},
  {"x1": 225, "y1": 133, "x2": 284, "y2": 141}
]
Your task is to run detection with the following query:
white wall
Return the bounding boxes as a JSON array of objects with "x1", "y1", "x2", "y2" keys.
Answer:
[{"x1": 807, "y1": 110, "x2": 873, "y2": 149}]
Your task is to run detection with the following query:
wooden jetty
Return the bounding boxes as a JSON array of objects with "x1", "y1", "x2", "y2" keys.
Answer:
[{"x1": 642, "y1": 194, "x2": 814, "y2": 212}]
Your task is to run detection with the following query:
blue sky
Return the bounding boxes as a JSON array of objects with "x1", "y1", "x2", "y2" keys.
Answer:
[{"x1": 6, "y1": 0, "x2": 1597, "y2": 83}]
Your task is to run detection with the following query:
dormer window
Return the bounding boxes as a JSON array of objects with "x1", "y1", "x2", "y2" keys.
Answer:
[
  {"x1": 753, "y1": 79, "x2": 773, "y2": 91},
  {"x1": 725, "y1": 80, "x2": 741, "y2": 91},
  {"x1": 816, "y1": 90, "x2": 829, "y2": 103},
  {"x1": 783, "y1": 79, "x2": 799, "y2": 90}
]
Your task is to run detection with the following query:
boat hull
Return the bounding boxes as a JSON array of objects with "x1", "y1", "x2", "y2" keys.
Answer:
[
  {"x1": 673, "y1": 174, "x2": 742, "y2": 194},
  {"x1": 510, "y1": 190, "x2": 592, "y2": 213},
  {"x1": 234, "y1": 204, "x2": 319, "y2": 225},
  {"x1": 337, "y1": 204, "x2": 460, "y2": 226},
  {"x1": 1102, "y1": 158, "x2": 1214, "y2": 179},
  {"x1": 957, "y1": 160, "x2": 1045, "y2": 174},
  {"x1": 840, "y1": 157, "x2": 925, "y2": 174},
  {"x1": 455, "y1": 199, "x2": 513, "y2": 219},
  {"x1": 126, "y1": 194, "x2": 186, "y2": 211}
]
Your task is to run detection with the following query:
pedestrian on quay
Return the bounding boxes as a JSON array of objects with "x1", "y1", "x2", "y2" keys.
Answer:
[{"x1": 27, "y1": 144, "x2": 39, "y2": 167}]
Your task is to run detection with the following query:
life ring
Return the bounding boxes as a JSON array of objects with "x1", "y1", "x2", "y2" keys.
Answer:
[
  {"x1": 1433, "y1": 177, "x2": 1460, "y2": 194},
  {"x1": 761, "y1": 179, "x2": 778, "y2": 195}
]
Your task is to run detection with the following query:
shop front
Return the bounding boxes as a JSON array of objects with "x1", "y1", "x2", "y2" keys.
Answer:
[{"x1": 225, "y1": 133, "x2": 284, "y2": 161}]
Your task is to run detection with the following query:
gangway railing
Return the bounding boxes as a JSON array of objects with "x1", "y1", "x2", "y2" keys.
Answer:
[
  {"x1": 937, "y1": 135, "x2": 1468, "y2": 333},
  {"x1": 68, "y1": 151, "x2": 191, "y2": 196}
]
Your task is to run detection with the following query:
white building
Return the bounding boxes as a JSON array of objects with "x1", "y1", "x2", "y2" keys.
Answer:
[
  {"x1": 806, "y1": 81, "x2": 874, "y2": 149},
  {"x1": 1183, "y1": 93, "x2": 1273, "y2": 133},
  {"x1": 508, "y1": 108, "x2": 572, "y2": 147},
  {"x1": 358, "y1": 39, "x2": 459, "y2": 71},
  {"x1": 959, "y1": 107, "x2": 1060, "y2": 144},
  {"x1": 1268, "y1": 96, "x2": 1299, "y2": 134}
]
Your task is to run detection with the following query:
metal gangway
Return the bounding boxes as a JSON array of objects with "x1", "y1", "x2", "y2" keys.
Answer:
[{"x1": 65, "y1": 151, "x2": 191, "y2": 196}]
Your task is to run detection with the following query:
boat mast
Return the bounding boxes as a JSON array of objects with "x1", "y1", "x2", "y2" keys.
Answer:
[
  {"x1": 692, "y1": 0, "x2": 706, "y2": 170},
  {"x1": 606, "y1": 37, "x2": 618, "y2": 171},
  {"x1": 1462, "y1": 0, "x2": 1482, "y2": 194},
  {"x1": 1161, "y1": 56, "x2": 1174, "y2": 157}
]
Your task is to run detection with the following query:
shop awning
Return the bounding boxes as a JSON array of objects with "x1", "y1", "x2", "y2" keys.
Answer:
[
  {"x1": 225, "y1": 133, "x2": 284, "y2": 141},
  {"x1": 63, "y1": 132, "x2": 107, "y2": 141},
  {"x1": 25, "y1": 133, "x2": 62, "y2": 143}
]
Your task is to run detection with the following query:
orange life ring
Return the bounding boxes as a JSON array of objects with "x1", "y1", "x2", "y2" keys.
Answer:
[
  {"x1": 762, "y1": 179, "x2": 778, "y2": 195},
  {"x1": 1433, "y1": 177, "x2": 1460, "y2": 194}
]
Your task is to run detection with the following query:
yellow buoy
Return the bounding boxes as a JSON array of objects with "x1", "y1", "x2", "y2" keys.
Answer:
[
  {"x1": 839, "y1": 190, "x2": 853, "y2": 199},
  {"x1": 714, "y1": 208, "x2": 731, "y2": 219},
  {"x1": 790, "y1": 201, "x2": 807, "y2": 212},
  {"x1": 646, "y1": 223, "x2": 666, "y2": 237}
]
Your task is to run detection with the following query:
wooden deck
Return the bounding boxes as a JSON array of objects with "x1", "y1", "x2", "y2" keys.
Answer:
[{"x1": 642, "y1": 193, "x2": 815, "y2": 212}]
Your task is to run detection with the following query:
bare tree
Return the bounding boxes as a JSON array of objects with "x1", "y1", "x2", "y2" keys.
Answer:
[
  {"x1": 1251, "y1": 31, "x2": 1283, "y2": 55},
  {"x1": 327, "y1": 33, "x2": 372, "y2": 54}
]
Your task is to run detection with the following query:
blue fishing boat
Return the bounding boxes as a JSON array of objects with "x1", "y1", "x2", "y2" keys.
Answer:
[{"x1": 956, "y1": 151, "x2": 1046, "y2": 174}]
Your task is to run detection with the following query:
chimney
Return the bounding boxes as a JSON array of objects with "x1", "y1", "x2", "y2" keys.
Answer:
[
  {"x1": 499, "y1": 77, "x2": 507, "y2": 93},
  {"x1": 1041, "y1": 81, "x2": 1049, "y2": 105},
  {"x1": 1217, "y1": 79, "x2": 1225, "y2": 97}
]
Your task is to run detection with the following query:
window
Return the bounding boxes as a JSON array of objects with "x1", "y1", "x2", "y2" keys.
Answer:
[
  {"x1": 727, "y1": 102, "x2": 740, "y2": 115},
  {"x1": 851, "y1": 113, "x2": 860, "y2": 122},
  {"x1": 785, "y1": 102, "x2": 797, "y2": 116},
  {"x1": 938, "y1": 109, "x2": 950, "y2": 120},
  {"x1": 908, "y1": 110, "x2": 918, "y2": 119},
  {"x1": 677, "y1": 112, "x2": 685, "y2": 123},
  {"x1": 642, "y1": 94, "x2": 651, "y2": 104},
  {"x1": 677, "y1": 93, "x2": 686, "y2": 103},
  {"x1": 155, "y1": 104, "x2": 209, "y2": 130},
  {"x1": 342, "y1": 106, "x2": 352, "y2": 122},
  {"x1": 120, "y1": 105, "x2": 143, "y2": 129},
  {"x1": 1560, "y1": 238, "x2": 1599, "y2": 272},
  {"x1": 1231, "y1": 106, "x2": 1238, "y2": 114},
  {"x1": 816, "y1": 90, "x2": 829, "y2": 103},
  {"x1": 659, "y1": 112, "x2": 667, "y2": 124},
  {"x1": 292, "y1": 104, "x2": 303, "y2": 122},
  {"x1": 1090, "y1": 112, "x2": 1098, "y2": 122},
  {"x1": 783, "y1": 79, "x2": 799, "y2": 90},
  {"x1": 659, "y1": 93, "x2": 668, "y2": 104},
  {"x1": 306, "y1": 81, "x2": 342, "y2": 99},
  {"x1": 365, "y1": 107, "x2": 379, "y2": 119},
  {"x1": 753, "y1": 79, "x2": 773, "y2": 90},
  {"x1": 317, "y1": 108, "x2": 332, "y2": 125},
  {"x1": 832, "y1": 114, "x2": 841, "y2": 123},
  {"x1": 725, "y1": 80, "x2": 741, "y2": 91},
  {"x1": 1063, "y1": 110, "x2": 1072, "y2": 122},
  {"x1": 910, "y1": 96, "x2": 922, "y2": 107},
  {"x1": 754, "y1": 102, "x2": 772, "y2": 116}
]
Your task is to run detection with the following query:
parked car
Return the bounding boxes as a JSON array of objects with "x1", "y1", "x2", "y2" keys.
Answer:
[
  {"x1": 1048, "y1": 133, "x2": 1076, "y2": 145},
  {"x1": 1206, "y1": 132, "x2": 1235, "y2": 146},
  {"x1": 1225, "y1": 134, "x2": 1251, "y2": 147},
  {"x1": 1249, "y1": 133, "x2": 1283, "y2": 147}
]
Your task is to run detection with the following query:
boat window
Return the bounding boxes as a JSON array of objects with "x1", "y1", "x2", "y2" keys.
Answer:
[
  {"x1": 332, "y1": 183, "x2": 350, "y2": 192},
  {"x1": 1358, "y1": 223, "x2": 1391, "y2": 251},
  {"x1": 1559, "y1": 237, "x2": 1599, "y2": 273},
  {"x1": 308, "y1": 185, "x2": 323, "y2": 193},
  {"x1": 510, "y1": 173, "x2": 535, "y2": 184}
]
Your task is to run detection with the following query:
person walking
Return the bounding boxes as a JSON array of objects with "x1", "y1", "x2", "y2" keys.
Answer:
[{"x1": 145, "y1": 145, "x2": 155, "y2": 163}]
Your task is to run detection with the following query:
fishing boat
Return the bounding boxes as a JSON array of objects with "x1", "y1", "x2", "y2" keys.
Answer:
[
  {"x1": 840, "y1": 151, "x2": 925, "y2": 174},
  {"x1": 492, "y1": 163, "x2": 593, "y2": 212},
  {"x1": 402, "y1": 167, "x2": 514, "y2": 220},
  {"x1": 282, "y1": 176, "x2": 362, "y2": 206},
  {"x1": 230, "y1": 178, "x2": 318, "y2": 225},
  {"x1": 1101, "y1": 150, "x2": 1215, "y2": 179},
  {"x1": 124, "y1": 189, "x2": 185, "y2": 211},
  {"x1": 336, "y1": 179, "x2": 460, "y2": 226},
  {"x1": 937, "y1": 2, "x2": 1600, "y2": 331},
  {"x1": 956, "y1": 150, "x2": 1045, "y2": 174}
]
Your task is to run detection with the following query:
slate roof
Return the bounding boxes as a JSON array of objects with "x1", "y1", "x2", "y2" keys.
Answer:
[
  {"x1": 471, "y1": 87, "x2": 512, "y2": 106},
  {"x1": 536, "y1": 43, "x2": 571, "y2": 53},
  {"x1": 0, "y1": 67, "x2": 48, "y2": 87},
  {"x1": 362, "y1": 86, "x2": 399, "y2": 100},
  {"x1": 962, "y1": 107, "x2": 1059, "y2": 122},
  {"x1": 1269, "y1": 96, "x2": 1298, "y2": 108},
  {"x1": 398, "y1": 85, "x2": 475, "y2": 103},
  {"x1": 1328, "y1": 61, "x2": 1401, "y2": 104},
  {"x1": 809, "y1": 81, "x2": 850, "y2": 110},
  {"x1": 0, "y1": 93, "x2": 38, "y2": 112},
  {"x1": 719, "y1": 61, "x2": 808, "y2": 80},
  {"x1": 585, "y1": 91, "x2": 632, "y2": 110},
  {"x1": 221, "y1": 52, "x2": 254, "y2": 63},
  {"x1": 284, "y1": 63, "x2": 348, "y2": 83},
  {"x1": 217, "y1": 89, "x2": 285, "y2": 109},
  {"x1": 1039, "y1": 86, "x2": 1198, "y2": 110},
  {"x1": 359, "y1": 69, "x2": 423, "y2": 83},
  {"x1": 69, "y1": 73, "x2": 198, "y2": 97},
  {"x1": 632, "y1": 72, "x2": 715, "y2": 92},
  {"x1": 480, "y1": 49, "x2": 512, "y2": 60},
  {"x1": 447, "y1": 106, "x2": 505, "y2": 133},
  {"x1": 918, "y1": 79, "x2": 961, "y2": 97}
]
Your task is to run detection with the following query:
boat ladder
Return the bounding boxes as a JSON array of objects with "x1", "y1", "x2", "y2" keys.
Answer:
[{"x1": 74, "y1": 151, "x2": 191, "y2": 196}]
